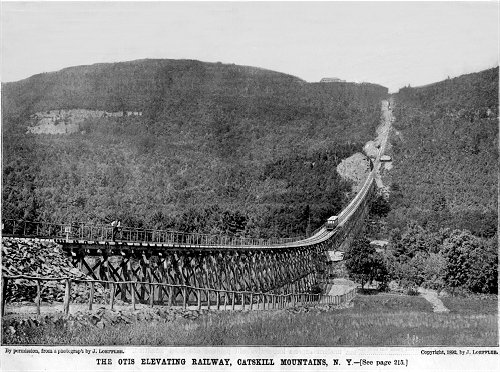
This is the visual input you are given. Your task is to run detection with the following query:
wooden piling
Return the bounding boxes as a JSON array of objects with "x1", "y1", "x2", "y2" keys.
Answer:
[
  {"x1": 131, "y1": 283, "x2": 136, "y2": 310},
  {"x1": 168, "y1": 286, "x2": 174, "y2": 306},
  {"x1": 89, "y1": 281, "x2": 94, "y2": 310},
  {"x1": 63, "y1": 279, "x2": 71, "y2": 315},
  {"x1": 182, "y1": 286, "x2": 187, "y2": 309},
  {"x1": 149, "y1": 284, "x2": 154, "y2": 308},
  {"x1": 1, "y1": 277, "x2": 8, "y2": 317},
  {"x1": 35, "y1": 280, "x2": 41, "y2": 315},
  {"x1": 110, "y1": 283, "x2": 116, "y2": 310}
]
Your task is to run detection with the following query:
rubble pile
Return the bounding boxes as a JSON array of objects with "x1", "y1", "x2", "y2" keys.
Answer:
[
  {"x1": 2, "y1": 238, "x2": 107, "y2": 304},
  {"x1": 3, "y1": 306, "x2": 211, "y2": 339}
]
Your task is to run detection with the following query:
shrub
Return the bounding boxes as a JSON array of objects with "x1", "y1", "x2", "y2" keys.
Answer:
[{"x1": 406, "y1": 288, "x2": 419, "y2": 296}]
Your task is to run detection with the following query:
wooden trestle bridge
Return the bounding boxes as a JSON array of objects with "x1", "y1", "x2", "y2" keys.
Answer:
[{"x1": 2, "y1": 166, "x2": 377, "y2": 309}]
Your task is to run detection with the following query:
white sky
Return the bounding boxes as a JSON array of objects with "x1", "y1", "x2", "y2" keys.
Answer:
[{"x1": 1, "y1": 1, "x2": 498, "y2": 92}]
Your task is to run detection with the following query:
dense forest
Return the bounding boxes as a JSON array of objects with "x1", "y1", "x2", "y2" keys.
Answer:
[
  {"x1": 356, "y1": 67, "x2": 499, "y2": 295},
  {"x1": 388, "y1": 67, "x2": 498, "y2": 237},
  {"x1": 2, "y1": 59, "x2": 388, "y2": 238}
]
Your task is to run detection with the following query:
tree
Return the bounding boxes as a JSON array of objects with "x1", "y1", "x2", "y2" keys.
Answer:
[
  {"x1": 441, "y1": 230, "x2": 477, "y2": 289},
  {"x1": 344, "y1": 237, "x2": 387, "y2": 289},
  {"x1": 431, "y1": 193, "x2": 448, "y2": 212},
  {"x1": 467, "y1": 239, "x2": 498, "y2": 294},
  {"x1": 440, "y1": 229, "x2": 496, "y2": 293},
  {"x1": 390, "y1": 221, "x2": 435, "y2": 259},
  {"x1": 372, "y1": 251, "x2": 390, "y2": 291},
  {"x1": 441, "y1": 230, "x2": 498, "y2": 294},
  {"x1": 370, "y1": 194, "x2": 391, "y2": 217},
  {"x1": 421, "y1": 253, "x2": 447, "y2": 290}
]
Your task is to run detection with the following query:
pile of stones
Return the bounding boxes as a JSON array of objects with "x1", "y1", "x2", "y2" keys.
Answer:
[
  {"x1": 2, "y1": 238, "x2": 107, "y2": 304},
  {"x1": 3, "y1": 306, "x2": 212, "y2": 338}
]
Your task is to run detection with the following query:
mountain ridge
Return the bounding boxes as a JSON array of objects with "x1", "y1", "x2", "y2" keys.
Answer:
[{"x1": 1, "y1": 58, "x2": 386, "y2": 117}]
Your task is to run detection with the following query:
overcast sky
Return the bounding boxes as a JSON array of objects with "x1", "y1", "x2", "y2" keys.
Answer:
[{"x1": 1, "y1": 1, "x2": 498, "y2": 92}]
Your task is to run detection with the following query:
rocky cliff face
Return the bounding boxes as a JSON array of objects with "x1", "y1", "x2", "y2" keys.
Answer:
[{"x1": 28, "y1": 109, "x2": 142, "y2": 134}]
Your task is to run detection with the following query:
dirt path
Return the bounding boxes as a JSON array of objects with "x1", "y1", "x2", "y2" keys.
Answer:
[
  {"x1": 324, "y1": 279, "x2": 357, "y2": 297},
  {"x1": 363, "y1": 99, "x2": 394, "y2": 192},
  {"x1": 418, "y1": 288, "x2": 449, "y2": 312}
]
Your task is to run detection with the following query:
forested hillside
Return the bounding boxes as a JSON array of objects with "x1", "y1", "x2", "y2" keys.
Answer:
[
  {"x1": 2, "y1": 59, "x2": 388, "y2": 237},
  {"x1": 388, "y1": 67, "x2": 498, "y2": 238},
  {"x1": 350, "y1": 68, "x2": 499, "y2": 295}
]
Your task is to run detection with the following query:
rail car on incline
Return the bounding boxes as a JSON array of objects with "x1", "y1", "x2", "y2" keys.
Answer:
[{"x1": 325, "y1": 216, "x2": 339, "y2": 230}]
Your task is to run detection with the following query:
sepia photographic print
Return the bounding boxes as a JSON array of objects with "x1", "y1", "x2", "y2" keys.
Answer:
[{"x1": 0, "y1": 1, "x2": 498, "y2": 371}]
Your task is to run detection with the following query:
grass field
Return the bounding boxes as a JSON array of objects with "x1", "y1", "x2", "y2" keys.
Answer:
[
  {"x1": 441, "y1": 295, "x2": 498, "y2": 315},
  {"x1": 3, "y1": 293, "x2": 497, "y2": 346}
]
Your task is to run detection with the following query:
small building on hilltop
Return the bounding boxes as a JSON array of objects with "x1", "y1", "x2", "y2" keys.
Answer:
[{"x1": 320, "y1": 77, "x2": 346, "y2": 83}]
